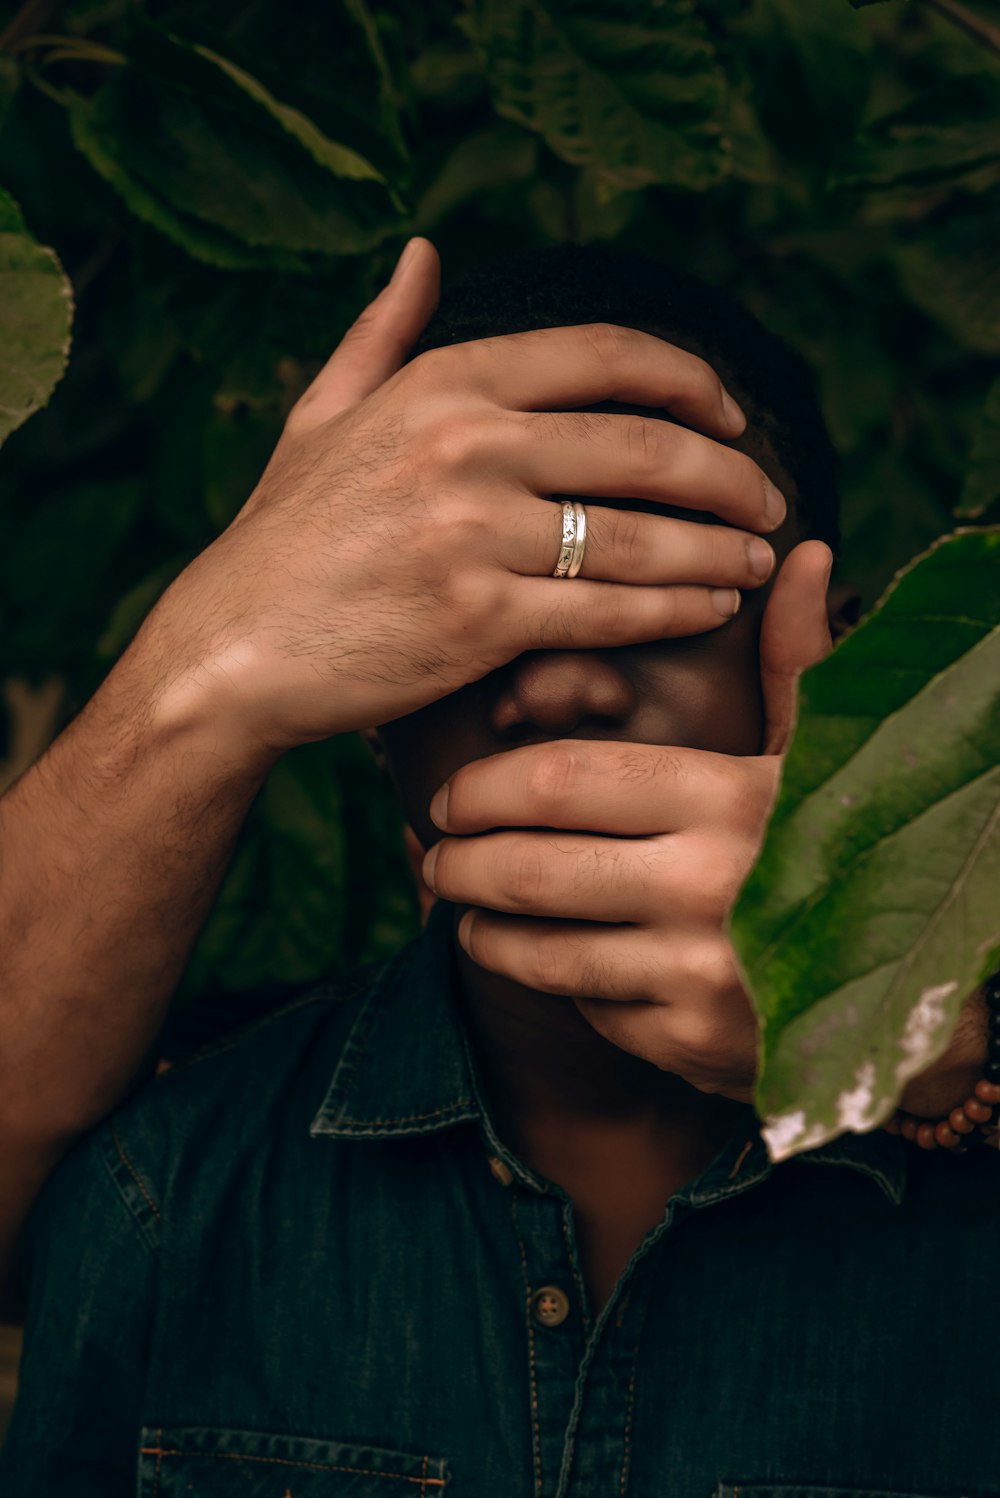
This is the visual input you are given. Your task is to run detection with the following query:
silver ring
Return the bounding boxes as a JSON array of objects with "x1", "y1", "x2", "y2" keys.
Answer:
[{"x1": 552, "y1": 500, "x2": 588, "y2": 579}]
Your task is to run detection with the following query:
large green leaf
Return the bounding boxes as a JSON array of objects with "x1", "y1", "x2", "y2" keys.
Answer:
[
  {"x1": 66, "y1": 17, "x2": 404, "y2": 269},
  {"x1": 732, "y1": 529, "x2": 1000, "y2": 1161},
  {"x1": 833, "y1": 74, "x2": 1000, "y2": 188},
  {"x1": 0, "y1": 190, "x2": 73, "y2": 446},
  {"x1": 957, "y1": 377, "x2": 1000, "y2": 519},
  {"x1": 460, "y1": 0, "x2": 729, "y2": 191}
]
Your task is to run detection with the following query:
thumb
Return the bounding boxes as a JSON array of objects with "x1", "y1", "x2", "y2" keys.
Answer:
[
  {"x1": 759, "y1": 540, "x2": 834, "y2": 756},
  {"x1": 295, "y1": 237, "x2": 441, "y2": 425}
]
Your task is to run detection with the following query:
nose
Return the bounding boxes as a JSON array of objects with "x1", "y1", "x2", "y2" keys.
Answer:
[{"x1": 490, "y1": 651, "x2": 637, "y2": 741}]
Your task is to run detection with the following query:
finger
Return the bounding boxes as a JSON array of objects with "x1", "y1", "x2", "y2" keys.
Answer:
[
  {"x1": 507, "y1": 573, "x2": 743, "y2": 655},
  {"x1": 290, "y1": 238, "x2": 440, "y2": 427},
  {"x1": 511, "y1": 412, "x2": 786, "y2": 534},
  {"x1": 759, "y1": 541, "x2": 834, "y2": 755},
  {"x1": 503, "y1": 492, "x2": 775, "y2": 587},
  {"x1": 426, "y1": 830, "x2": 661, "y2": 924},
  {"x1": 426, "y1": 323, "x2": 746, "y2": 441},
  {"x1": 429, "y1": 739, "x2": 773, "y2": 839},
  {"x1": 457, "y1": 909, "x2": 737, "y2": 1005}
]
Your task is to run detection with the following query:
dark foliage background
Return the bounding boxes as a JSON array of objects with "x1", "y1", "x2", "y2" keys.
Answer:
[{"x1": 0, "y1": 0, "x2": 997, "y2": 1039}]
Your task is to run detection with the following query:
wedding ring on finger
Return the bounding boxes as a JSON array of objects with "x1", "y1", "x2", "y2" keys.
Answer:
[{"x1": 552, "y1": 500, "x2": 588, "y2": 580}]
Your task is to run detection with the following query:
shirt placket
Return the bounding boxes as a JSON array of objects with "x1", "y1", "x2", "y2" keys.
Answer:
[
  {"x1": 500, "y1": 1173, "x2": 591, "y2": 1498},
  {"x1": 486, "y1": 1137, "x2": 678, "y2": 1498},
  {"x1": 552, "y1": 1207, "x2": 681, "y2": 1498}
]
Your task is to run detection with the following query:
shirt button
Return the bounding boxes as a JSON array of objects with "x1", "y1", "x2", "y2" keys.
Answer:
[
  {"x1": 531, "y1": 1285, "x2": 570, "y2": 1327},
  {"x1": 487, "y1": 1155, "x2": 514, "y2": 1187}
]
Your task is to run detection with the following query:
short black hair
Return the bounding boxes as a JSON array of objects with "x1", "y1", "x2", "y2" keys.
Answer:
[{"x1": 410, "y1": 243, "x2": 840, "y2": 554}]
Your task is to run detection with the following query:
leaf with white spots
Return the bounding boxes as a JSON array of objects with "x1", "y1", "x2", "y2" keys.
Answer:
[{"x1": 731, "y1": 529, "x2": 1000, "y2": 1161}]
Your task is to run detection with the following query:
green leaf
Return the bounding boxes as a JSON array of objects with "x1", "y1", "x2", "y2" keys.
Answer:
[
  {"x1": 734, "y1": 0, "x2": 873, "y2": 168},
  {"x1": 182, "y1": 733, "x2": 418, "y2": 999},
  {"x1": 66, "y1": 17, "x2": 404, "y2": 269},
  {"x1": 732, "y1": 529, "x2": 1000, "y2": 1161},
  {"x1": 958, "y1": 378, "x2": 1000, "y2": 519},
  {"x1": 413, "y1": 122, "x2": 537, "y2": 229},
  {"x1": 0, "y1": 189, "x2": 73, "y2": 446},
  {"x1": 460, "y1": 0, "x2": 729, "y2": 191},
  {"x1": 895, "y1": 193, "x2": 1000, "y2": 355},
  {"x1": 342, "y1": 0, "x2": 410, "y2": 163},
  {"x1": 833, "y1": 73, "x2": 1000, "y2": 188}
]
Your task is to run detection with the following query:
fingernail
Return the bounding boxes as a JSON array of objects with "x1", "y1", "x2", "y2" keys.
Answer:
[
  {"x1": 458, "y1": 910, "x2": 475, "y2": 950},
  {"x1": 722, "y1": 388, "x2": 745, "y2": 432},
  {"x1": 391, "y1": 236, "x2": 420, "y2": 282},
  {"x1": 748, "y1": 537, "x2": 775, "y2": 581},
  {"x1": 711, "y1": 588, "x2": 741, "y2": 617},
  {"x1": 422, "y1": 843, "x2": 440, "y2": 894},
  {"x1": 763, "y1": 476, "x2": 787, "y2": 531},
  {"x1": 429, "y1": 781, "x2": 450, "y2": 831}
]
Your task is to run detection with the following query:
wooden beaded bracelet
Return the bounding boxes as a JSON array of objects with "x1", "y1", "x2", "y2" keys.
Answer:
[{"x1": 885, "y1": 970, "x2": 1000, "y2": 1153}]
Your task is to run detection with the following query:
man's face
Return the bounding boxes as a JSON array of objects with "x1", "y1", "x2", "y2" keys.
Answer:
[{"x1": 375, "y1": 407, "x2": 800, "y2": 851}]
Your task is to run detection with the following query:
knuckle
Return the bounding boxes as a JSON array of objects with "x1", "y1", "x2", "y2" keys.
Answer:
[
  {"x1": 684, "y1": 842, "x2": 743, "y2": 920},
  {"x1": 504, "y1": 842, "x2": 547, "y2": 912},
  {"x1": 576, "y1": 955, "x2": 612, "y2": 999},
  {"x1": 526, "y1": 742, "x2": 588, "y2": 812},
  {"x1": 584, "y1": 321, "x2": 631, "y2": 366},
  {"x1": 284, "y1": 386, "x2": 325, "y2": 436},
  {"x1": 624, "y1": 418, "x2": 659, "y2": 475},
  {"x1": 530, "y1": 935, "x2": 573, "y2": 993},
  {"x1": 713, "y1": 761, "x2": 761, "y2": 829},
  {"x1": 673, "y1": 1009, "x2": 722, "y2": 1065},
  {"x1": 438, "y1": 565, "x2": 501, "y2": 631},
  {"x1": 602, "y1": 506, "x2": 644, "y2": 571},
  {"x1": 403, "y1": 345, "x2": 450, "y2": 392},
  {"x1": 418, "y1": 414, "x2": 489, "y2": 475},
  {"x1": 688, "y1": 936, "x2": 739, "y2": 996}
]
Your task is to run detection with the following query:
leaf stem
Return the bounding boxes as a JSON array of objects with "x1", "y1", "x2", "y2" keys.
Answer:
[
  {"x1": 921, "y1": 0, "x2": 1000, "y2": 58},
  {"x1": 11, "y1": 34, "x2": 125, "y2": 65},
  {"x1": 0, "y1": 0, "x2": 62, "y2": 54}
]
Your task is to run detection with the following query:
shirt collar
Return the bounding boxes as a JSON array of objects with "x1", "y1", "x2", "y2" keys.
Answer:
[
  {"x1": 310, "y1": 900, "x2": 481, "y2": 1140},
  {"x1": 310, "y1": 900, "x2": 908, "y2": 1205}
]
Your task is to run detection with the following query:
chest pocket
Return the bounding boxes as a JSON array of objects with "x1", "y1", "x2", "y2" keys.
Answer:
[{"x1": 138, "y1": 1427, "x2": 450, "y2": 1496}]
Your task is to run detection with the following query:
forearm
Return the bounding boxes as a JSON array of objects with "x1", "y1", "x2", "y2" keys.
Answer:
[{"x1": 0, "y1": 613, "x2": 274, "y2": 1305}]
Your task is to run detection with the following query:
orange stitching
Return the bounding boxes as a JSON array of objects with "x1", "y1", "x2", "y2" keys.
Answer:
[
  {"x1": 619, "y1": 1351, "x2": 639, "y2": 1495},
  {"x1": 618, "y1": 1271, "x2": 654, "y2": 1497},
  {"x1": 727, "y1": 1140, "x2": 753, "y2": 1180},
  {"x1": 337, "y1": 1100, "x2": 475, "y2": 1127},
  {"x1": 137, "y1": 1446, "x2": 445, "y2": 1485},
  {"x1": 112, "y1": 1129, "x2": 161, "y2": 1221},
  {"x1": 512, "y1": 1194, "x2": 543, "y2": 1498}
]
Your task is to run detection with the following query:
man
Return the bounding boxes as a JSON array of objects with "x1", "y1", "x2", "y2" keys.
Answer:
[{"x1": 0, "y1": 243, "x2": 994, "y2": 1493}]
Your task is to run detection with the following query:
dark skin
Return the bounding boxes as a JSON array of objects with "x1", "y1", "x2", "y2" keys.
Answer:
[
  {"x1": 369, "y1": 386, "x2": 987, "y2": 1313},
  {"x1": 374, "y1": 408, "x2": 812, "y2": 1315}
]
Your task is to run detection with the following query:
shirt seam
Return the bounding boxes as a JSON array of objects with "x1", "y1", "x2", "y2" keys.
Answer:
[{"x1": 99, "y1": 1124, "x2": 162, "y2": 1256}]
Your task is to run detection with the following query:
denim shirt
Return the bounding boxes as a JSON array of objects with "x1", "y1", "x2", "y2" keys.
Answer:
[{"x1": 3, "y1": 899, "x2": 999, "y2": 1498}]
